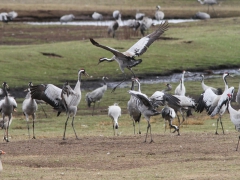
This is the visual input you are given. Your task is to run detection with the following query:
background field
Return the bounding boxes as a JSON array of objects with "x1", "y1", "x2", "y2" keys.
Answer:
[{"x1": 1, "y1": 0, "x2": 240, "y2": 180}]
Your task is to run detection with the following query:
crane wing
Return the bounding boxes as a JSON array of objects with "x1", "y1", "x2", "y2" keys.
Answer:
[
  {"x1": 125, "y1": 21, "x2": 168, "y2": 57},
  {"x1": 90, "y1": 38, "x2": 126, "y2": 58},
  {"x1": 30, "y1": 84, "x2": 62, "y2": 108},
  {"x1": 128, "y1": 90, "x2": 154, "y2": 108},
  {"x1": 210, "y1": 87, "x2": 234, "y2": 117}
]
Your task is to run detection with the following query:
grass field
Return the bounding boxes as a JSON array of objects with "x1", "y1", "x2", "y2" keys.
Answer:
[{"x1": 1, "y1": 1, "x2": 240, "y2": 180}]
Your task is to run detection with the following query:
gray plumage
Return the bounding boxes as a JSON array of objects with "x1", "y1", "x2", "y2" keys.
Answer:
[
  {"x1": 108, "y1": 14, "x2": 121, "y2": 38},
  {"x1": 22, "y1": 82, "x2": 38, "y2": 139},
  {"x1": 60, "y1": 14, "x2": 75, "y2": 24},
  {"x1": 92, "y1": 12, "x2": 103, "y2": 21},
  {"x1": 127, "y1": 77, "x2": 142, "y2": 134},
  {"x1": 90, "y1": 21, "x2": 168, "y2": 77},
  {"x1": 108, "y1": 103, "x2": 121, "y2": 136},
  {"x1": 140, "y1": 16, "x2": 153, "y2": 36},
  {"x1": 155, "y1": 5, "x2": 164, "y2": 21},
  {"x1": 227, "y1": 96, "x2": 240, "y2": 151},
  {"x1": 194, "y1": 12, "x2": 210, "y2": 19},
  {"x1": 30, "y1": 69, "x2": 88, "y2": 140},
  {"x1": 195, "y1": 72, "x2": 231, "y2": 134},
  {"x1": 161, "y1": 104, "x2": 179, "y2": 135},
  {"x1": 126, "y1": 19, "x2": 140, "y2": 31},
  {"x1": 85, "y1": 77, "x2": 108, "y2": 116},
  {"x1": 129, "y1": 90, "x2": 161, "y2": 143},
  {"x1": 135, "y1": 10, "x2": 145, "y2": 20},
  {"x1": 0, "y1": 82, "x2": 17, "y2": 142}
]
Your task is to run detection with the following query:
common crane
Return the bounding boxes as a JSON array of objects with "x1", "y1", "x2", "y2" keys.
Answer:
[
  {"x1": 85, "y1": 76, "x2": 108, "y2": 116},
  {"x1": 92, "y1": 12, "x2": 103, "y2": 25},
  {"x1": 0, "y1": 150, "x2": 5, "y2": 171},
  {"x1": 60, "y1": 14, "x2": 75, "y2": 24},
  {"x1": 90, "y1": 21, "x2": 168, "y2": 90},
  {"x1": 226, "y1": 92, "x2": 240, "y2": 151},
  {"x1": 150, "y1": 85, "x2": 195, "y2": 126},
  {"x1": 129, "y1": 90, "x2": 161, "y2": 143},
  {"x1": 0, "y1": 11, "x2": 17, "y2": 23},
  {"x1": 108, "y1": 14, "x2": 121, "y2": 38},
  {"x1": 155, "y1": 5, "x2": 164, "y2": 21},
  {"x1": 197, "y1": 0, "x2": 218, "y2": 13},
  {"x1": 140, "y1": 16, "x2": 153, "y2": 36},
  {"x1": 127, "y1": 77, "x2": 142, "y2": 134},
  {"x1": 108, "y1": 103, "x2": 121, "y2": 136},
  {"x1": 22, "y1": 82, "x2": 38, "y2": 139},
  {"x1": 175, "y1": 70, "x2": 189, "y2": 96},
  {"x1": 201, "y1": 74, "x2": 222, "y2": 95},
  {"x1": 161, "y1": 102, "x2": 180, "y2": 135},
  {"x1": 0, "y1": 82, "x2": 17, "y2": 142},
  {"x1": 195, "y1": 72, "x2": 231, "y2": 134},
  {"x1": 30, "y1": 69, "x2": 88, "y2": 140},
  {"x1": 113, "y1": 10, "x2": 120, "y2": 20}
]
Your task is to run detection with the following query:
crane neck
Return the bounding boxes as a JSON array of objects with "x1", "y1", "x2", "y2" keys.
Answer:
[{"x1": 223, "y1": 75, "x2": 228, "y2": 91}]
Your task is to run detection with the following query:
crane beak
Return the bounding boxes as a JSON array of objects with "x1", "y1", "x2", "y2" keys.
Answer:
[{"x1": 84, "y1": 72, "x2": 89, "y2": 77}]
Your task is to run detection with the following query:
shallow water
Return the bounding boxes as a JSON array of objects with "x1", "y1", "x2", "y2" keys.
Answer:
[
  {"x1": 101, "y1": 68, "x2": 240, "y2": 89},
  {"x1": 26, "y1": 19, "x2": 197, "y2": 26}
]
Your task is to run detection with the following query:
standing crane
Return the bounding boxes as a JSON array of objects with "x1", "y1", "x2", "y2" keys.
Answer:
[
  {"x1": 140, "y1": 16, "x2": 153, "y2": 36},
  {"x1": 129, "y1": 90, "x2": 161, "y2": 143},
  {"x1": 90, "y1": 21, "x2": 168, "y2": 90},
  {"x1": 22, "y1": 82, "x2": 38, "y2": 139},
  {"x1": 0, "y1": 82, "x2": 17, "y2": 142},
  {"x1": 30, "y1": 69, "x2": 88, "y2": 140},
  {"x1": 195, "y1": 72, "x2": 232, "y2": 134},
  {"x1": 127, "y1": 77, "x2": 142, "y2": 134},
  {"x1": 92, "y1": 12, "x2": 103, "y2": 25},
  {"x1": 175, "y1": 70, "x2": 188, "y2": 96},
  {"x1": 197, "y1": 0, "x2": 218, "y2": 13},
  {"x1": 108, "y1": 14, "x2": 121, "y2": 38},
  {"x1": 226, "y1": 92, "x2": 240, "y2": 151},
  {"x1": 0, "y1": 150, "x2": 5, "y2": 171},
  {"x1": 108, "y1": 103, "x2": 121, "y2": 136},
  {"x1": 60, "y1": 14, "x2": 75, "y2": 24},
  {"x1": 85, "y1": 76, "x2": 108, "y2": 116},
  {"x1": 155, "y1": 5, "x2": 164, "y2": 21}
]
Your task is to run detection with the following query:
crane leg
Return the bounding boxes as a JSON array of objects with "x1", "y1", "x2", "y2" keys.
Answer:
[
  {"x1": 25, "y1": 115, "x2": 30, "y2": 139},
  {"x1": 219, "y1": 117, "x2": 225, "y2": 134},
  {"x1": 92, "y1": 102, "x2": 96, "y2": 116},
  {"x1": 32, "y1": 114, "x2": 36, "y2": 139},
  {"x1": 215, "y1": 118, "x2": 219, "y2": 135},
  {"x1": 132, "y1": 120, "x2": 136, "y2": 135},
  {"x1": 71, "y1": 116, "x2": 79, "y2": 139},
  {"x1": 138, "y1": 121, "x2": 141, "y2": 134},
  {"x1": 63, "y1": 116, "x2": 70, "y2": 140},
  {"x1": 236, "y1": 135, "x2": 240, "y2": 151},
  {"x1": 6, "y1": 116, "x2": 10, "y2": 142},
  {"x1": 144, "y1": 122, "x2": 150, "y2": 142}
]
